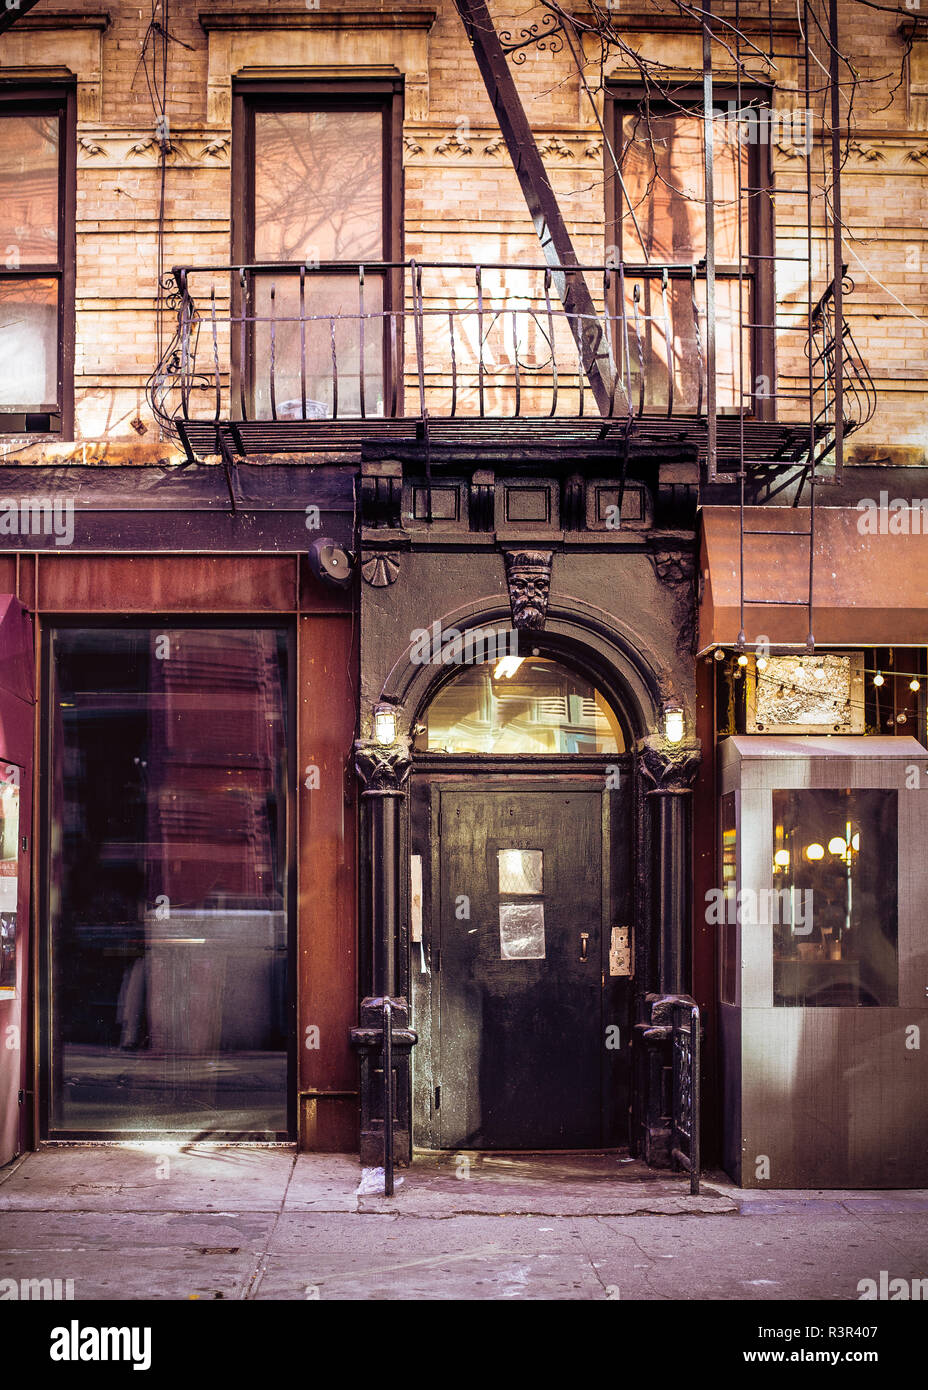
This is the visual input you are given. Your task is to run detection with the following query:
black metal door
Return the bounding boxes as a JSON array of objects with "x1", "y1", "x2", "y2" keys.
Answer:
[{"x1": 436, "y1": 787, "x2": 606, "y2": 1149}]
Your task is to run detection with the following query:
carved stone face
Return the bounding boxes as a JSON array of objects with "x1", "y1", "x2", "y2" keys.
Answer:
[
  {"x1": 509, "y1": 571, "x2": 548, "y2": 628},
  {"x1": 505, "y1": 550, "x2": 552, "y2": 630}
]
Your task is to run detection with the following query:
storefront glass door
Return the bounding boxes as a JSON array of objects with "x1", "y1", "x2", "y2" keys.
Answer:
[{"x1": 45, "y1": 626, "x2": 292, "y2": 1139}]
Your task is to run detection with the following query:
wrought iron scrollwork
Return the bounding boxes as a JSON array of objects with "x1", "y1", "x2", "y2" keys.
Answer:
[
  {"x1": 146, "y1": 268, "x2": 213, "y2": 433},
  {"x1": 499, "y1": 12, "x2": 564, "y2": 63}
]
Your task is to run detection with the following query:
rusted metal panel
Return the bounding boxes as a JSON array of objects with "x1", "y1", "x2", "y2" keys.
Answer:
[
  {"x1": 297, "y1": 611, "x2": 359, "y2": 1152},
  {"x1": 35, "y1": 555, "x2": 296, "y2": 612},
  {"x1": 0, "y1": 598, "x2": 34, "y2": 1167},
  {"x1": 298, "y1": 554, "x2": 356, "y2": 615},
  {"x1": 700, "y1": 507, "x2": 928, "y2": 649}
]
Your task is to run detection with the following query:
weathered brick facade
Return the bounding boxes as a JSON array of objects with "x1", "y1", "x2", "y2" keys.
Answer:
[{"x1": 0, "y1": 0, "x2": 925, "y2": 462}]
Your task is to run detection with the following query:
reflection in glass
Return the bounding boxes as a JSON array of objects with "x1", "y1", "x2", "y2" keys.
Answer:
[
  {"x1": 720, "y1": 792, "x2": 737, "y2": 1005},
  {"x1": 0, "y1": 114, "x2": 59, "y2": 261},
  {"x1": 254, "y1": 110, "x2": 383, "y2": 262},
  {"x1": 0, "y1": 278, "x2": 58, "y2": 410},
  {"x1": 621, "y1": 113, "x2": 748, "y2": 263},
  {"x1": 498, "y1": 849, "x2": 543, "y2": 896},
  {"x1": 0, "y1": 770, "x2": 19, "y2": 996},
  {"x1": 417, "y1": 657, "x2": 624, "y2": 754},
  {"x1": 499, "y1": 902, "x2": 546, "y2": 960},
  {"x1": 771, "y1": 788, "x2": 897, "y2": 1007},
  {"x1": 251, "y1": 272, "x2": 385, "y2": 418},
  {"x1": 620, "y1": 112, "x2": 751, "y2": 411},
  {"x1": 49, "y1": 628, "x2": 290, "y2": 1135}
]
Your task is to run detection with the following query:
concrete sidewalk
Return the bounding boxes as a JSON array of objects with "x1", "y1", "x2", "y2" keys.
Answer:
[{"x1": 2, "y1": 1147, "x2": 927, "y2": 1300}]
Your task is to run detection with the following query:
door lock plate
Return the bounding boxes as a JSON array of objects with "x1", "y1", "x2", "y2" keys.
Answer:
[{"x1": 610, "y1": 925, "x2": 632, "y2": 976}]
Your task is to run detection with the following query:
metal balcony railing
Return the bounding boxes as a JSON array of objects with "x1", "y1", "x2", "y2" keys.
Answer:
[{"x1": 147, "y1": 259, "x2": 874, "y2": 472}]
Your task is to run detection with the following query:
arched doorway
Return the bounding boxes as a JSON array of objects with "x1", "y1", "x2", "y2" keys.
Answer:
[{"x1": 408, "y1": 648, "x2": 637, "y2": 1150}]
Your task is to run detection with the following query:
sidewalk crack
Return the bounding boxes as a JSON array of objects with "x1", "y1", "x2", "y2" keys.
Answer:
[{"x1": 240, "y1": 1152, "x2": 297, "y2": 1301}]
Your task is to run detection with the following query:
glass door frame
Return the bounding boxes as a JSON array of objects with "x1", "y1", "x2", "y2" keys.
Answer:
[{"x1": 37, "y1": 616, "x2": 298, "y2": 1142}]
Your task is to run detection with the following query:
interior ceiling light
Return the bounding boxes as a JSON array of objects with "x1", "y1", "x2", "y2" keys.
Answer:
[{"x1": 493, "y1": 656, "x2": 524, "y2": 680}]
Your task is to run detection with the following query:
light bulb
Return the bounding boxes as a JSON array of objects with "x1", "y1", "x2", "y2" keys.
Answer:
[
  {"x1": 873, "y1": 671, "x2": 884, "y2": 687},
  {"x1": 737, "y1": 653, "x2": 748, "y2": 667},
  {"x1": 804, "y1": 843, "x2": 825, "y2": 861},
  {"x1": 373, "y1": 704, "x2": 397, "y2": 746},
  {"x1": 756, "y1": 657, "x2": 768, "y2": 672},
  {"x1": 910, "y1": 679, "x2": 920, "y2": 692},
  {"x1": 663, "y1": 707, "x2": 685, "y2": 744},
  {"x1": 827, "y1": 837, "x2": 846, "y2": 856},
  {"x1": 774, "y1": 849, "x2": 790, "y2": 867},
  {"x1": 813, "y1": 666, "x2": 826, "y2": 680}
]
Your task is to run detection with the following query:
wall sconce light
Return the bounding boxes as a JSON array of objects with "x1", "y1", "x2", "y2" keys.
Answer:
[
  {"x1": 663, "y1": 705, "x2": 685, "y2": 744},
  {"x1": 373, "y1": 703, "x2": 398, "y2": 746}
]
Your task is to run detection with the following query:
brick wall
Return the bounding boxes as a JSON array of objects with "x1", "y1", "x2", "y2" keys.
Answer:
[{"x1": 0, "y1": 0, "x2": 924, "y2": 461}]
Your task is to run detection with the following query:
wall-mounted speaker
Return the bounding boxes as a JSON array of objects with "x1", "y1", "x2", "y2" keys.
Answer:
[{"x1": 308, "y1": 537, "x2": 355, "y2": 588}]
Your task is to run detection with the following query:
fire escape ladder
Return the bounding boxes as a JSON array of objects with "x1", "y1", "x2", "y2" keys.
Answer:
[{"x1": 736, "y1": 463, "x2": 818, "y2": 651}]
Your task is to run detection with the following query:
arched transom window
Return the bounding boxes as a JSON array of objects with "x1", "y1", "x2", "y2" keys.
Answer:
[{"x1": 415, "y1": 656, "x2": 625, "y2": 755}]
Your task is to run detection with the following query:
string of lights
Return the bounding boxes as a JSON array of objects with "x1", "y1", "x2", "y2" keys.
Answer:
[{"x1": 712, "y1": 649, "x2": 925, "y2": 687}]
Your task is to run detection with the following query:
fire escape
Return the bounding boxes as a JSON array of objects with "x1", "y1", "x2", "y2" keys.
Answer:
[
  {"x1": 142, "y1": 0, "x2": 878, "y2": 648},
  {"x1": 148, "y1": 0, "x2": 874, "y2": 665}
]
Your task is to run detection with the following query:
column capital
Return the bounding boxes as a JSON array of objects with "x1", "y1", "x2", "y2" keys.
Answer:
[
  {"x1": 636, "y1": 735, "x2": 701, "y2": 792},
  {"x1": 354, "y1": 737, "x2": 412, "y2": 792}
]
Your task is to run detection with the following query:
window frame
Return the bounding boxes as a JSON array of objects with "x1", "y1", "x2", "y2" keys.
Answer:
[
  {"x1": 0, "y1": 82, "x2": 76, "y2": 437},
  {"x1": 231, "y1": 79, "x2": 404, "y2": 419},
  {"x1": 606, "y1": 84, "x2": 775, "y2": 421}
]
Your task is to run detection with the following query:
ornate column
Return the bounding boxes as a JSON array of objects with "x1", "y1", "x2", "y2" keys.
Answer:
[
  {"x1": 632, "y1": 733, "x2": 700, "y2": 1166},
  {"x1": 350, "y1": 737, "x2": 417, "y2": 1167},
  {"x1": 638, "y1": 735, "x2": 701, "y2": 995}
]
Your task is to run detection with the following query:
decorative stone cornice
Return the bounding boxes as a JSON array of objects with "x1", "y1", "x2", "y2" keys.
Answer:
[
  {"x1": 0, "y1": 11, "x2": 110, "y2": 120},
  {"x1": 75, "y1": 129, "x2": 231, "y2": 167},
  {"x1": 198, "y1": 8, "x2": 435, "y2": 123},
  {"x1": 637, "y1": 735, "x2": 701, "y2": 792}
]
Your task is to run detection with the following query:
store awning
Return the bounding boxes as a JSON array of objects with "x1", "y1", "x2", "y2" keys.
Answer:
[{"x1": 699, "y1": 505, "x2": 928, "y2": 651}]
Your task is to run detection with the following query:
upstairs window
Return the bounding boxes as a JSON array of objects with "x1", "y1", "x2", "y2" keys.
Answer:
[
  {"x1": 233, "y1": 83, "x2": 403, "y2": 420},
  {"x1": 0, "y1": 88, "x2": 75, "y2": 435},
  {"x1": 608, "y1": 90, "x2": 774, "y2": 417}
]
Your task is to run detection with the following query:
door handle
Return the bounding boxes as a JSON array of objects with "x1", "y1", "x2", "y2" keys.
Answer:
[{"x1": 579, "y1": 932, "x2": 590, "y2": 963}]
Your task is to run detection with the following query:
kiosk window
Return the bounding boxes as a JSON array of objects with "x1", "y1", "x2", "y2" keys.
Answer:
[{"x1": 771, "y1": 788, "x2": 898, "y2": 1007}]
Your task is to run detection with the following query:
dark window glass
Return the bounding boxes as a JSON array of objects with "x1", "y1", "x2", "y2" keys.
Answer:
[
  {"x1": 48, "y1": 628, "x2": 291, "y2": 1137},
  {"x1": 771, "y1": 788, "x2": 898, "y2": 1007}
]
